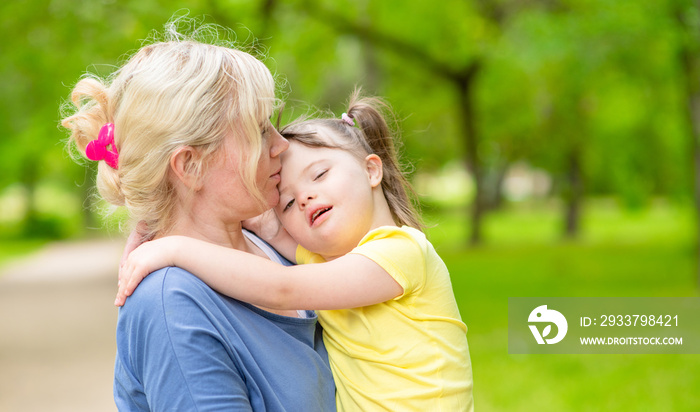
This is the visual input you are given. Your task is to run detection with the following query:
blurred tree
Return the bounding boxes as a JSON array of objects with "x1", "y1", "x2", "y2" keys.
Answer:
[
  {"x1": 0, "y1": 0, "x2": 696, "y2": 249},
  {"x1": 494, "y1": 0, "x2": 689, "y2": 238},
  {"x1": 673, "y1": 0, "x2": 700, "y2": 282},
  {"x1": 268, "y1": 0, "x2": 511, "y2": 244},
  {"x1": 0, "y1": 0, "x2": 210, "y2": 237}
]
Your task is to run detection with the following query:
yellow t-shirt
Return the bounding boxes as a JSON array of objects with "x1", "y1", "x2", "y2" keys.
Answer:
[{"x1": 297, "y1": 226, "x2": 474, "y2": 411}]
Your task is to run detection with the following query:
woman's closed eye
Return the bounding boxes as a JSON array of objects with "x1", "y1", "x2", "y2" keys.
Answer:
[{"x1": 260, "y1": 116, "x2": 274, "y2": 138}]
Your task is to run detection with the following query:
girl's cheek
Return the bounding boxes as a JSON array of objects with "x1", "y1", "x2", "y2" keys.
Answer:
[{"x1": 286, "y1": 216, "x2": 304, "y2": 235}]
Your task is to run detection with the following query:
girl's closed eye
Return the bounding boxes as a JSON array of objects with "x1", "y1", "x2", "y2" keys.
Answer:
[{"x1": 314, "y1": 170, "x2": 328, "y2": 180}]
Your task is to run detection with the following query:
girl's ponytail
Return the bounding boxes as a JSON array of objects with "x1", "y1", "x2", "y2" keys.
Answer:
[{"x1": 345, "y1": 90, "x2": 423, "y2": 230}]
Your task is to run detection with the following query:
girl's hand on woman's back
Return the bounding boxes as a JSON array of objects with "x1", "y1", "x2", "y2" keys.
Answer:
[
  {"x1": 115, "y1": 236, "x2": 181, "y2": 306},
  {"x1": 118, "y1": 221, "x2": 150, "y2": 287}
]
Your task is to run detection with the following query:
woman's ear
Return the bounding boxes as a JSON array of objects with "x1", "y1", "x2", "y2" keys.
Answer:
[
  {"x1": 365, "y1": 154, "x2": 383, "y2": 188},
  {"x1": 170, "y1": 146, "x2": 204, "y2": 191}
]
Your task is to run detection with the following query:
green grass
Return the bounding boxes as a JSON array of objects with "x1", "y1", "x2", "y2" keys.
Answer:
[
  {"x1": 1, "y1": 198, "x2": 697, "y2": 409},
  {"x1": 425, "y1": 200, "x2": 699, "y2": 411}
]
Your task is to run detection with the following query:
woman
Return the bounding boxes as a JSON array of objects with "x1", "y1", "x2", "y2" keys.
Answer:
[{"x1": 61, "y1": 22, "x2": 336, "y2": 411}]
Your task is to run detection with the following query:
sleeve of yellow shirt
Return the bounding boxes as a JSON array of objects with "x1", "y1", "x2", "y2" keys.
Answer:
[
  {"x1": 295, "y1": 226, "x2": 427, "y2": 299},
  {"x1": 349, "y1": 226, "x2": 427, "y2": 300}
]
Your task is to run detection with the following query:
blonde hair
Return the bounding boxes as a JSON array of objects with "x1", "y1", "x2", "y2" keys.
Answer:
[
  {"x1": 280, "y1": 89, "x2": 423, "y2": 230},
  {"x1": 61, "y1": 20, "x2": 276, "y2": 239}
]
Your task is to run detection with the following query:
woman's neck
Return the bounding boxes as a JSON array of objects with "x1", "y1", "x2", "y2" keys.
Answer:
[
  {"x1": 165, "y1": 212, "x2": 301, "y2": 318},
  {"x1": 164, "y1": 218, "x2": 249, "y2": 251}
]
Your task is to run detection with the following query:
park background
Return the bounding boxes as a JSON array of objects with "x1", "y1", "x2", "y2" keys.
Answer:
[{"x1": 1, "y1": 0, "x2": 699, "y2": 410}]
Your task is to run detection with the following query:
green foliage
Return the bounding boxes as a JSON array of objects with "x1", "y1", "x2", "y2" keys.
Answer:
[
  {"x1": 0, "y1": 0, "x2": 209, "y2": 238},
  {"x1": 0, "y1": 0, "x2": 698, "y2": 239},
  {"x1": 0, "y1": 3, "x2": 696, "y2": 407}
]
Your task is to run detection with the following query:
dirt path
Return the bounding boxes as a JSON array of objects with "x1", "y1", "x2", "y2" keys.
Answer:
[{"x1": 0, "y1": 238, "x2": 125, "y2": 412}]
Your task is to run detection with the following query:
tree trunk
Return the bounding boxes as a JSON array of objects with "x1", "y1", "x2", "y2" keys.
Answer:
[
  {"x1": 455, "y1": 64, "x2": 483, "y2": 245},
  {"x1": 483, "y1": 162, "x2": 509, "y2": 211},
  {"x1": 258, "y1": 0, "x2": 277, "y2": 39},
  {"x1": 563, "y1": 145, "x2": 582, "y2": 238},
  {"x1": 675, "y1": 1, "x2": 700, "y2": 285},
  {"x1": 283, "y1": 2, "x2": 491, "y2": 244},
  {"x1": 693, "y1": 117, "x2": 700, "y2": 287},
  {"x1": 691, "y1": 1, "x2": 700, "y2": 287}
]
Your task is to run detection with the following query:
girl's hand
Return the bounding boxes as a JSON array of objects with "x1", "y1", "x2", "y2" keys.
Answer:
[
  {"x1": 242, "y1": 209, "x2": 285, "y2": 242},
  {"x1": 114, "y1": 237, "x2": 179, "y2": 306},
  {"x1": 118, "y1": 221, "x2": 151, "y2": 287},
  {"x1": 243, "y1": 210, "x2": 298, "y2": 263}
]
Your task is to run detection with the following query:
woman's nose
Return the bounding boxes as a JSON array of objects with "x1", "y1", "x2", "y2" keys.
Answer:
[{"x1": 270, "y1": 129, "x2": 289, "y2": 157}]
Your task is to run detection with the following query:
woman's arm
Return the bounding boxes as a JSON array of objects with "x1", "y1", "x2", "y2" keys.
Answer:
[{"x1": 116, "y1": 235, "x2": 402, "y2": 310}]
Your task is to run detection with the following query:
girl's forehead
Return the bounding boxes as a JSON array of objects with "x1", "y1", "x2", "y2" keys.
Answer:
[
  {"x1": 290, "y1": 124, "x2": 343, "y2": 145},
  {"x1": 284, "y1": 140, "x2": 331, "y2": 161},
  {"x1": 283, "y1": 140, "x2": 365, "y2": 173},
  {"x1": 286, "y1": 126, "x2": 365, "y2": 156},
  {"x1": 315, "y1": 125, "x2": 351, "y2": 146}
]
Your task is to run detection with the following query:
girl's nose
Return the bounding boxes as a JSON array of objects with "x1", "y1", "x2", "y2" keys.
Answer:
[{"x1": 299, "y1": 194, "x2": 315, "y2": 208}]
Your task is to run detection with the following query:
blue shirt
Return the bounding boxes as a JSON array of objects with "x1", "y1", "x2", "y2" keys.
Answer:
[{"x1": 113, "y1": 232, "x2": 336, "y2": 411}]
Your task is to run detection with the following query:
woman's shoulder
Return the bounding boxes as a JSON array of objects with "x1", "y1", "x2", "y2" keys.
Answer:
[
  {"x1": 119, "y1": 266, "x2": 217, "y2": 313},
  {"x1": 118, "y1": 266, "x2": 249, "y2": 334},
  {"x1": 121, "y1": 266, "x2": 317, "y2": 325}
]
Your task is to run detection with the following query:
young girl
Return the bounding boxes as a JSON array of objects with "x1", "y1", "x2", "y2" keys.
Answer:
[{"x1": 117, "y1": 91, "x2": 474, "y2": 411}]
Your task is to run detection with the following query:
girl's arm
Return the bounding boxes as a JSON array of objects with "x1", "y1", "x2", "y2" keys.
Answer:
[{"x1": 115, "y1": 236, "x2": 403, "y2": 309}]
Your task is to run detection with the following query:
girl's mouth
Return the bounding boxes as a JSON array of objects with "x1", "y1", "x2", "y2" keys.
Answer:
[{"x1": 310, "y1": 206, "x2": 332, "y2": 225}]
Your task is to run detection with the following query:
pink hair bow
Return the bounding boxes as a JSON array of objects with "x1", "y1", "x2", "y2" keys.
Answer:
[
  {"x1": 341, "y1": 113, "x2": 355, "y2": 127},
  {"x1": 86, "y1": 123, "x2": 119, "y2": 169}
]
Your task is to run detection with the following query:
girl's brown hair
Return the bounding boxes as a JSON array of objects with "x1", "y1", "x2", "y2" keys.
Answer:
[{"x1": 280, "y1": 89, "x2": 423, "y2": 230}]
